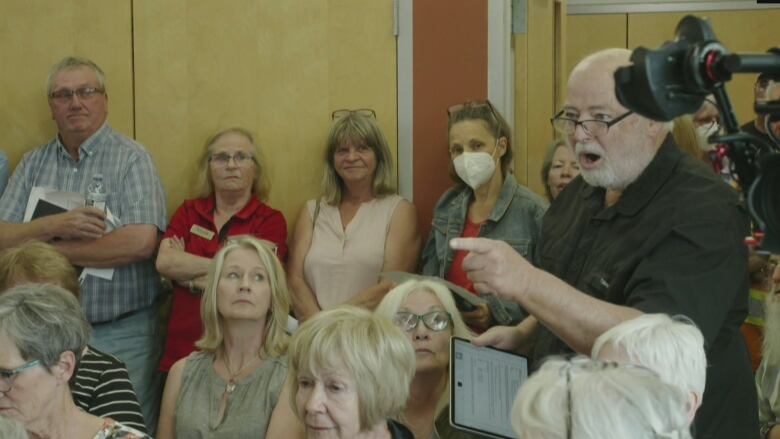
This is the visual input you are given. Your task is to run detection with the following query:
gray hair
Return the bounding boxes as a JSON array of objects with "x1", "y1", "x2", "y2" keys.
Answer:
[
  {"x1": 511, "y1": 356, "x2": 693, "y2": 439},
  {"x1": 46, "y1": 56, "x2": 107, "y2": 96},
  {"x1": 0, "y1": 284, "x2": 90, "y2": 369},
  {"x1": 592, "y1": 314, "x2": 706, "y2": 400}
]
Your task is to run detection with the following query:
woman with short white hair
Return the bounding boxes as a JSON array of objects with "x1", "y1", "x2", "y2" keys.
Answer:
[
  {"x1": 289, "y1": 306, "x2": 416, "y2": 439},
  {"x1": 0, "y1": 284, "x2": 148, "y2": 438},
  {"x1": 375, "y1": 280, "x2": 480, "y2": 439},
  {"x1": 511, "y1": 356, "x2": 692, "y2": 439},
  {"x1": 591, "y1": 313, "x2": 706, "y2": 422}
]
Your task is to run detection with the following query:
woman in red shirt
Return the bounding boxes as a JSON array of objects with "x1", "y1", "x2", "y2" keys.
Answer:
[{"x1": 156, "y1": 127, "x2": 287, "y2": 372}]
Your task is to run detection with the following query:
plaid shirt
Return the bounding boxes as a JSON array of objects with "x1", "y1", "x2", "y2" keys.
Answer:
[{"x1": 0, "y1": 123, "x2": 167, "y2": 322}]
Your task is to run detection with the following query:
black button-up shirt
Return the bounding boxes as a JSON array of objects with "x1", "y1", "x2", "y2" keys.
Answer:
[{"x1": 536, "y1": 136, "x2": 758, "y2": 439}]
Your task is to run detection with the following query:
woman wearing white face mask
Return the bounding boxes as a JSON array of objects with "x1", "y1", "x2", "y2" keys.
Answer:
[{"x1": 421, "y1": 100, "x2": 547, "y2": 332}]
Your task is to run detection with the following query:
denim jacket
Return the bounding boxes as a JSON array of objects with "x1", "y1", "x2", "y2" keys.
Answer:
[{"x1": 421, "y1": 173, "x2": 547, "y2": 325}]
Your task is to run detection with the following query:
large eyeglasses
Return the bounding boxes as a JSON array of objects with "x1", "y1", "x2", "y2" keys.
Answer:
[
  {"x1": 551, "y1": 110, "x2": 633, "y2": 138},
  {"x1": 0, "y1": 359, "x2": 41, "y2": 393},
  {"x1": 209, "y1": 152, "x2": 255, "y2": 167},
  {"x1": 48, "y1": 87, "x2": 105, "y2": 104},
  {"x1": 393, "y1": 311, "x2": 451, "y2": 332},
  {"x1": 331, "y1": 108, "x2": 377, "y2": 120}
]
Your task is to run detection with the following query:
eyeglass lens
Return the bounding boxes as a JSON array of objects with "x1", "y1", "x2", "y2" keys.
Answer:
[{"x1": 393, "y1": 311, "x2": 450, "y2": 331}]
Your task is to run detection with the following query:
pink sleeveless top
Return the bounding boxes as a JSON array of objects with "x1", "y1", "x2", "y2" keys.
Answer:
[{"x1": 303, "y1": 195, "x2": 402, "y2": 309}]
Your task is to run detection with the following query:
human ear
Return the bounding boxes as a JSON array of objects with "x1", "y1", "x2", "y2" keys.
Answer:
[{"x1": 53, "y1": 350, "x2": 77, "y2": 382}]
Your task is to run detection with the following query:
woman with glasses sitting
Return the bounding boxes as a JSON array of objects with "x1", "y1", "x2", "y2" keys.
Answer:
[
  {"x1": 511, "y1": 356, "x2": 692, "y2": 439},
  {"x1": 0, "y1": 283, "x2": 148, "y2": 438},
  {"x1": 0, "y1": 241, "x2": 147, "y2": 434},
  {"x1": 288, "y1": 110, "x2": 420, "y2": 321},
  {"x1": 156, "y1": 127, "x2": 288, "y2": 373},
  {"x1": 157, "y1": 237, "x2": 301, "y2": 439},
  {"x1": 375, "y1": 280, "x2": 481, "y2": 439},
  {"x1": 421, "y1": 101, "x2": 547, "y2": 332}
]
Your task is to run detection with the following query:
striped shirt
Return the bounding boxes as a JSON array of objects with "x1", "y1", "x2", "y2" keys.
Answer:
[
  {"x1": 73, "y1": 346, "x2": 148, "y2": 433},
  {"x1": 0, "y1": 123, "x2": 167, "y2": 322}
]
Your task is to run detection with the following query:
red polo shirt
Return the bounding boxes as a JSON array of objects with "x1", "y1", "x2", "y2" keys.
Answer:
[{"x1": 159, "y1": 195, "x2": 288, "y2": 371}]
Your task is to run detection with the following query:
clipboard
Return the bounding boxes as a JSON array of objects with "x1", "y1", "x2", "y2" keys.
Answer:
[{"x1": 449, "y1": 336, "x2": 528, "y2": 439}]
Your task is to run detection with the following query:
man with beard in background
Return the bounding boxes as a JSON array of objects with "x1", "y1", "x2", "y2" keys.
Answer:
[{"x1": 756, "y1": 258, "x2": 780, "y2": 439}]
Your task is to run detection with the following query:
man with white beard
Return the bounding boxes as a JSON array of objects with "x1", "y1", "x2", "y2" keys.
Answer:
[
  {"x1": 452, "y1": 48, "x2": 757, "y2": 438},
  {"x1": 757, "y1": 259, "x2": 780, "y2": 439}
]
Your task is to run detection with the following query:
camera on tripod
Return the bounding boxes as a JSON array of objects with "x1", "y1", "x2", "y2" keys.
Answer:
[{"x1": 612, "y1": 15, "x2": 780, "y2": 253}]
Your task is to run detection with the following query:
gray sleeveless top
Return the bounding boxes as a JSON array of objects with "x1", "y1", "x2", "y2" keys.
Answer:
[{"x1": 174, "y1": 351, "x2": 287, "y2": 439}]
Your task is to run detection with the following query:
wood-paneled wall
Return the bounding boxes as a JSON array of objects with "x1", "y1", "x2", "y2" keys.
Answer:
[
  {"x1": 563, "y1": 9, "x2": 780, "y2": 125},
  {"x1": 1, "y1": 0, "x2": 396, "y2": 227}
]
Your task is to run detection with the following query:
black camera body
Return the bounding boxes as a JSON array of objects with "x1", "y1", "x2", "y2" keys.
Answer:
[{"x1": 613, "y1": 15, "x2": 780, "y2": 253}]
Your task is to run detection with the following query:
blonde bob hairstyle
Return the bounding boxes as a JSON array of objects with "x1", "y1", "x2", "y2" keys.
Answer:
[
  {"x1": 193, "y1": 127, "x2": 271, "y2": 201},
  {"x1": 288, "y1": 306, "x2": 415, "y2": 431},
  {"x1": 375, "y1": 279, "x2": 476, "y2": 419},
  {"x1": 322, "y1": 113, "x2": 395, "y2": 205},
  {"x1": 196, "y1": 236, "x2": 290, "y2": 358},
  {"x1": 0, "y1": 240, "x2": 80, "y2": 297}
]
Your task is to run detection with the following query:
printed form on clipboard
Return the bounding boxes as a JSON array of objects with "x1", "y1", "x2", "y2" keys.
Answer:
[{"x1": 23, "y1": 186, "x2": 123, "y2": 282}]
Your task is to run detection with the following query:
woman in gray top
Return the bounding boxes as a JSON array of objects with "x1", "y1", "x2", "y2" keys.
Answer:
[{"x1": 157, "y1": 237, "x2": 303, "y2": 439}]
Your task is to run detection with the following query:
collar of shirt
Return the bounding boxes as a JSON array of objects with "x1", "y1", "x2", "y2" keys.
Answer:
[
  {"x1": 193, "y1": 193, "x2": 262, "y2": 221},
  {"x1": 579, "y1": 134, "x2": 682, "y2": 219},
  {"x1": 55, "y1": 122, "x2": 111, "y2": 162}
]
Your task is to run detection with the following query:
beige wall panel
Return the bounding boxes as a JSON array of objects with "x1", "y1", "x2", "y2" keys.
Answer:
[
  {"x1": 629, "y1": 10, "x2": 780, "y2": 125},
  {"x1": 0, "y1": 0, "x2": 133, "y2": 172},
  {"x1": 133, "y1": 0, "x2": 396, "y2": 225},
  {"x1": 517, "y1": 0, "x2": 558, "y2": 196},
  {"x1": 565, "y1": 14, "x2": 627, "y2": 83}
]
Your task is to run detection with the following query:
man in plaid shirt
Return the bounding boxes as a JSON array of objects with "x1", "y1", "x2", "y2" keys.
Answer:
[{"x1": 0, "y1": 56, "x2": 167, "y2": 432}]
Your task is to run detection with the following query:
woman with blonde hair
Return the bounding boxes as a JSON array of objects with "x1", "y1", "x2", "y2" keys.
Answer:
[
  {"x1": 157, "y1": 237, "x2": 301, "y2": 439},
  {"x1": 288, "y1": 110, "x2": 420, "y2": 320},
  {"x1": 376, "y1": 280, "x2": 480, "y2": 439},
  {"x1": 156, "y1": 127, "x2": 287, "y2": 372},
  {"x1": 289, "y1": 306, "x2": 416, "y2": 439}
]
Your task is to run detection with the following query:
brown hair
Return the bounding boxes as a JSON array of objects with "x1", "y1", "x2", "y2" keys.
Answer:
[{"x1": 447, "y1": 102, "x2": 514, "y2": 185}]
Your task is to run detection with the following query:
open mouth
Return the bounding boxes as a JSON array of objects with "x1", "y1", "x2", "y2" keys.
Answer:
[{"x1": 579, "y1": 152, "x2": 602, "y2": 169}]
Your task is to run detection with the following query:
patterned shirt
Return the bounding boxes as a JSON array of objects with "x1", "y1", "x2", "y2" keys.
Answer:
[
  {"x1": 92, "y1": 418, "x2": 149, "y2": 439},
  {"x1": 0, "y1": 123, "x2": 167, "y2": 322},
  {"x1": 73, "y1": 346, "x2": 147, "y2": 433}
]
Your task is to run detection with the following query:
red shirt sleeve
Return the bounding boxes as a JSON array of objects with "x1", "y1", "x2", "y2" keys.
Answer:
[{"x1": 253, "y1": 206, "x2": 289, "y2": 263}]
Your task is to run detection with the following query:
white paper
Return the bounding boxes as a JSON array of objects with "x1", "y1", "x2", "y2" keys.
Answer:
[{"x1": 25, "y1": 186, "x2": 118, "y2": 281}]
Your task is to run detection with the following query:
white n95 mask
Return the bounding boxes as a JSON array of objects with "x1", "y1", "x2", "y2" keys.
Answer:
[{"x1": 453, "y1": 151, "x2": 497, "y2": 190}]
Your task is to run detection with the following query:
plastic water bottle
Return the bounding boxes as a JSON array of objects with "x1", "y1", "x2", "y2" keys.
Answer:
[{"x1": 85, "y1": 174, "x2": 107, "y2": 213}]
